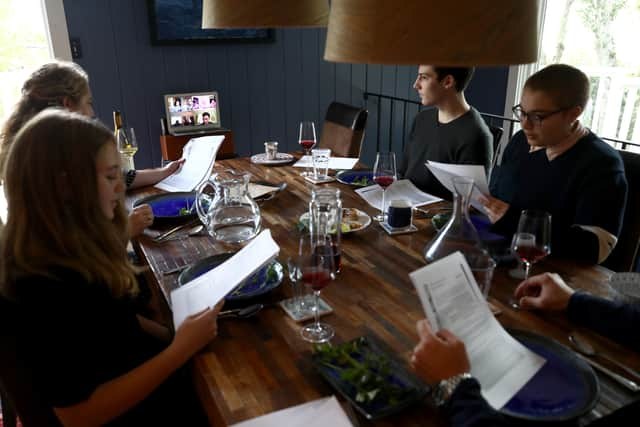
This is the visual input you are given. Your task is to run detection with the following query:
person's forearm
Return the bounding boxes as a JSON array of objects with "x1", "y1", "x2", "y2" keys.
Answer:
[
  {"x1": 137, "y1": 314, "x2": 172, "y2": 343},
  {"x1": 53, "y1": 343, "x2": 190, "y2": 427},
  {"x1": 128, "y1": 169, "x2": 170, "y2": 189},
  {"x1": 568, "y1": 292, "x2": 640, "y2": 352}
]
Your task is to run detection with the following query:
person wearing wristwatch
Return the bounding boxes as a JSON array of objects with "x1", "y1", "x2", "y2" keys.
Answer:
[{"x1": 411, "y1": 272, "x2": 640, "y2": 426}]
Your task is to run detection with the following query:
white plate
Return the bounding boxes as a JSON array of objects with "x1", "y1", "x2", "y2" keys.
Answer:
[
  {"x1": 299, "y1": 208, "x2": 372, "y2": 234},
  {"x1": 250, "y1": 152, "x2": 295, "y2": 165},
  {"x1": 609, "y1": 272, "x2": 640, "y2": 303}
]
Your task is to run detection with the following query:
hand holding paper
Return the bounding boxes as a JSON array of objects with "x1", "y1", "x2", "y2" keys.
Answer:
[
  {"x1": 155, "y1": 135, "x2": 225, "y2": 192},
  {"x1": 411, "y1": 319, "x2": 471, "y2": 385},
  {"x1": 425, "y1": 161, "x2": 490, "y2": 214},
  {"x1": 170, "y1": 229, "x2": 280, "y2": 328},
  {"x1": 172, "y1": 300, "x2": 225, "y2": 357},
  {"x1": 409, "y1": 252, "x2": 545, "y2": 409}
]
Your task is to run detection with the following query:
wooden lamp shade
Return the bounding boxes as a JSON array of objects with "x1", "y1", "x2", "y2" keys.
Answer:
[
  {"x1": 324, "y1": 0, "x2": 540, "y2": 65},
  {"x1": 202, "y1": 0, "x2": 329, "y2": 28}
]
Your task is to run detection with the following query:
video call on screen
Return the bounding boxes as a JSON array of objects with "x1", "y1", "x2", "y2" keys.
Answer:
[{"x1": 168, "y1": 95, "x2": 218, "y2": 127}]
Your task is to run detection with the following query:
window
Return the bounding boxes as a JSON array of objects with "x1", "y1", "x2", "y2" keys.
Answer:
[
  {"x1": 0, "y1": 0, "x2": 71, "y2": 124},
  {"x1": 0, "y1": 0, "x2": 70, "y2": 222},
  {"x1": 506, "y1": 0, "x2": 640, "y2": 150}
]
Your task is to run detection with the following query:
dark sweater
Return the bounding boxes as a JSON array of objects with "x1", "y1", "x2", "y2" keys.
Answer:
[
  {"x1": 2, "y1": 269, "x2": 208, "y2": 426},
  {"x1": 489, "y1": 130, "x2": 627, "y2": 264},
  {"x1": 399, "y1": 107, "x2": 493, "y2": 200},
  {"x1": 444, "y1": 293, "x2": 640, "y2": 426}
]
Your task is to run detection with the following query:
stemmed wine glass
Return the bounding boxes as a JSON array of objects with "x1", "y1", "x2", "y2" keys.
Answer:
[
  {"x1": 298, "y1": 121, "x2": 317, "y2": 177},
  {"x1": 116, "y1": 127, "x2": 138, "y2": 171},
  {"x1": 373, "y1": 152, "x2": 397, "y2": 222},
  {"x1": 299, "y1": 232, "x2": 335, "y2": 343},
  {"x1": 511, "y1": 210, "x2": 551, "y2": 280}
]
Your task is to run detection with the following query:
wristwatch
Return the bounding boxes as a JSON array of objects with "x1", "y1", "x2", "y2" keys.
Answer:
[{"x1": 432, "y1": 372, "x2": 473, "y2": 407}]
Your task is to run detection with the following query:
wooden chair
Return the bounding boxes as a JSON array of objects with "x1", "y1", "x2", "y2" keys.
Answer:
[
  {"x1": 318, "y1": 102, "x2": 368, "y2": 158},
  {"x1": 0, "y1": 297, "x2": 62, "y2": 427},
  {"x1": 603, "y1": 149, "x2": 640, "y2": 272}
]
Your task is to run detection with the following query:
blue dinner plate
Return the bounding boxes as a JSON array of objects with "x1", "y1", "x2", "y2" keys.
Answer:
[
  {"x1": 336, "y1": 170, "x2": 375, "y2": 187},
  {"x1": 177, "y1": 253, "x2": 283, "y2": 301},
  {"x1": 133, "y1": 192, "x2": 198, "y2": 225},
  {"x1": 501, "y1": 329, "x2": 599, "y2": 422}
]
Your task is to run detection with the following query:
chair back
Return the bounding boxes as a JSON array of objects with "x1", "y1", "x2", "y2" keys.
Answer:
[
  {"x1": 488, "y1": 125, "x2": 503, "y2": 152},
  {"x1": 0, "y1": 296, "x2": 62, "y2": 427},
  {"x1": 603, "y1": 150, "x2": 640, "y2": 272},
  {"x1": 318, "y1": 102, "x2": 368, "y2": 158}
]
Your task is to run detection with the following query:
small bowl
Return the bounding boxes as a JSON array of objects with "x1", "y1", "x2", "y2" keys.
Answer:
[{"x1": 609, "y1": 272, "x2": 640, "y2": 303}]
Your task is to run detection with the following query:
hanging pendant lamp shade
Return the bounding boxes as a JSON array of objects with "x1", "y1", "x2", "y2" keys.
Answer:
[
  {"x1": 202, "y1": 0, "x2": 329, "y2": 28},
  {"x1": 324, "y1": 0, "x2": 540, "y2": 65}
]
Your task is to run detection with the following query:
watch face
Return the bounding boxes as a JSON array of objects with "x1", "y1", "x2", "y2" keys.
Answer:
[{"x1": 434, "y1": 373, "x2": 472, "y2": 406}]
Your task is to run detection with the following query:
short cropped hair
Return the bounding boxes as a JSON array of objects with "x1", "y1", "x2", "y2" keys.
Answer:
[
  {"x1": 524, "y1": 64, "x2": 590, "y2": 110},
  {"x1": 433, "y1": 67, "x2": 475, "y2": 92}
]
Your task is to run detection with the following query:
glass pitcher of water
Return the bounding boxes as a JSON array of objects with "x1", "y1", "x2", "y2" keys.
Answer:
[{"x1": 195, "y1": 170, "x2": 261, "y2": 244}]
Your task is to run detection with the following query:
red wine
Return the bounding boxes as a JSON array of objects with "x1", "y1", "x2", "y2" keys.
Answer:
[
  {"x1": 314, "y1": 243, "x2": 342, "y2": 273},
  {"x1": 374, "y1": 175, "x2": 395, "y2": 189},
  {"x1": 302, "y1": 269, "x2": 332, "y2": 291},
  {"x1": 299, "y1": 139, "x2": 316, "y2": 150},
  {"x1": 514, "y1": 246, "x2": 549, "y2": 264}
]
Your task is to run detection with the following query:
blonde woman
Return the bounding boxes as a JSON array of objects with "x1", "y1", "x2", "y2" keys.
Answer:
[
  {"x1": 0, "y1": 110, "x2": 219, "y2": 426},
  {"x1": 0, "y1": 61, "x2": 184, "y2": 236}
]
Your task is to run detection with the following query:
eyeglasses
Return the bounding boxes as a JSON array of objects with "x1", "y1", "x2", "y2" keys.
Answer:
[{"x1": 511, "y1": 105, "x2": 570, "y2": 126}]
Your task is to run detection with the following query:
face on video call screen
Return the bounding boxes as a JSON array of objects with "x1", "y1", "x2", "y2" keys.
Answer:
[{"x1": 166, "y1": 93, "x2": 219, "y2": 128}]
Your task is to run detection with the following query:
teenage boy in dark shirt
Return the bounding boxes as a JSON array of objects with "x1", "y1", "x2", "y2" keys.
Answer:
[
  {"x1": 482, "y1": 64, "x2": 627, "y2": 264},
  {"x1": 398, "y1": 66, "x2": 493, "y2": 200}
]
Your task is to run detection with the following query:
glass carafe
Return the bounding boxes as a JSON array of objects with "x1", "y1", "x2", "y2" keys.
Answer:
[
  {"x1": 309, "y1": 187, "x2": 342, "y2": 274},
  {"x1": 424, "y1": 176, "x2": 488, "y2": 265},
  {"x1": 195, "y1": 170, "x2": 261, "y2": 244}
]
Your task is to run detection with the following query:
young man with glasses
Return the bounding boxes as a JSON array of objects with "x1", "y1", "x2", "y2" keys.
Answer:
[
  {"x1": 482, "y1": 64, "x2": 627, "y2": 264},
  {"x1": 398, "y1": 66, "x2": 493, "y2": 199}
]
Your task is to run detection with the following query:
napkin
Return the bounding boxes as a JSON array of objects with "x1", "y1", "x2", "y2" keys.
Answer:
[{"x1": 229, "y1": 396, "x2": 353, "y2": 427}]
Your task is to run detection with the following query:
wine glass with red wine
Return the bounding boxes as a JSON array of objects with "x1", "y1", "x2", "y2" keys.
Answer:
[
  {"x1": 298, "y1": 121, "x2": 317, "y2": 177},
  {"x1": 299, "y1": 232, "x2": 335, "y2": 343},
  {"x1": 511, "y1": 210, "x2": 551, "y2": 280},
  {"x1": 372, "y1": 152, "x2": 397, "y2": 222}
]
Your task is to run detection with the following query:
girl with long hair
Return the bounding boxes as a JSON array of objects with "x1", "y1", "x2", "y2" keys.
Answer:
[{"x1": 0, "y1": 109, "x2": 219, "y2": 426}]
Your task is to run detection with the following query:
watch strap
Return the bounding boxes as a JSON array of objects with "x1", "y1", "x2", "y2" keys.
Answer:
[{"x1": 433, "y1": 372, "x2": 473, "y2": 406}]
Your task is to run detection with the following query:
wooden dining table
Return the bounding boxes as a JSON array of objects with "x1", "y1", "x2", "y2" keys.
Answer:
[{"x1": 128, "y1": 155, "x2": 640, "y2": 426}]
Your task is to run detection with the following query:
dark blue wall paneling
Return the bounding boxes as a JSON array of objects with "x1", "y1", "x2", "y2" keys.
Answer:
[{"x1": 63, "y1": 0, "x2": 508, "y2": 168}]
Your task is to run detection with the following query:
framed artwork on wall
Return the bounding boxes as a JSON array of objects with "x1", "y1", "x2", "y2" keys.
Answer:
[{"x1": 148, "y1": 0, "x2": 273, "y2": 44}]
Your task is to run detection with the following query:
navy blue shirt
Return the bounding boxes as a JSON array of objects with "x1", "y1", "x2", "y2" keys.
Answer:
[{"x1": 489, "y1": 130, "x2": 627, "y2": 264}]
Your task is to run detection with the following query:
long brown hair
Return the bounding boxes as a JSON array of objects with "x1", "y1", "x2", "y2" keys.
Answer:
[
  {"x1": 0, "y1": 109, "x2": 138, "y2": 298},
  {"x1": 0, "y1": 61, "x2": 89, "y2": 180}
]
